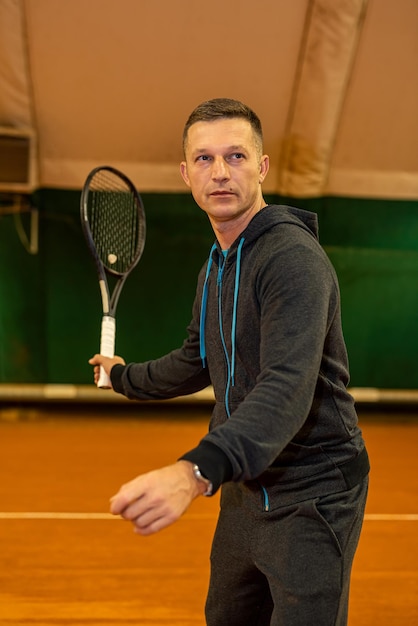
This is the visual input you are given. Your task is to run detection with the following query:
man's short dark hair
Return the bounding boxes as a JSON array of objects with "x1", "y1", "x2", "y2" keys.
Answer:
[{"x1": 183, "y1": 98, "x2": 263, "y2": 155}]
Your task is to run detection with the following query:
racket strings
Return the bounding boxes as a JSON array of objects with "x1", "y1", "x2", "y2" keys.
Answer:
[{"x1": 88, "y1": 172, "x2": 142, "y2": 274}]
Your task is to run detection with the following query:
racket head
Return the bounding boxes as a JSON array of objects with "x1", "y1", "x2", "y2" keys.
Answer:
[{"x1": 80, "y1": 165, "x2": 146, "y2": 278}]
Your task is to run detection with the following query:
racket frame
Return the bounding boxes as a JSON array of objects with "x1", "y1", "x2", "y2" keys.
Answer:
[{"x1": 80, "y1": 165, "x2": 145, "y2": 388}]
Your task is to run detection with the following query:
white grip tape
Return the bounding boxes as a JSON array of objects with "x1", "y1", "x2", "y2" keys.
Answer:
[{"x1": 98, "y1": 315, "x2": 116, "y2": 389}]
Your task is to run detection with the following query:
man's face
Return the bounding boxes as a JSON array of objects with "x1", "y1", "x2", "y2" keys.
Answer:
[{"x1": 180, "y1": 118, "x2": 269, "y2": 225}]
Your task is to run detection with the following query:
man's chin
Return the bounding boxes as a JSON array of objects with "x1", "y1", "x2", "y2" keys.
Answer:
[
  {"x1": 205, "y1": 208, "x2": 239, "y2": 222},
  {"x1": 207, "y1": 196, "x2": 238, "y2": 213}
]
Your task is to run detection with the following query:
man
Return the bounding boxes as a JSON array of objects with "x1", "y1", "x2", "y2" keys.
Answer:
[{"x1": 89, "y1": 98, "x2": 369, "y2": 626}]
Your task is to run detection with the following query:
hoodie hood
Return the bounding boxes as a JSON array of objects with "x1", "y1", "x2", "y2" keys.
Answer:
[{"x1": 233, "y1": 204, "x2": 319, "y2": 251}]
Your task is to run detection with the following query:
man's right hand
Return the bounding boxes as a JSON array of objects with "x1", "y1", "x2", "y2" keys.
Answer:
[{"x1": 88, "y1": 354, "x2": 126, "y2": 387}]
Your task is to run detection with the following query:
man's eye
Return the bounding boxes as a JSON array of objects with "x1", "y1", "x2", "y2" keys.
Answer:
[
  {"x1": 197, "y1": 155, "x2": 211, "y2": 161},
  {"x1": 231, "y1": 153, "x2": 244, "y2": 160}
]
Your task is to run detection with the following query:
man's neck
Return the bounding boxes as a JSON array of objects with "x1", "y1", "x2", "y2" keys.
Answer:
[{"x1": 209, "y1": 199, "x2": 267, "y2": 249}]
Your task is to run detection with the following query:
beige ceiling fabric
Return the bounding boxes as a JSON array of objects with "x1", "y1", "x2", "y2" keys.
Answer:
[
  {"x1": 277, "y1": 0, "x2": 369, "y2": 197},
  {"x1": 0, "y1": 0, "x2": 34, "y2": 127},
  {"x1": 0, "y1": 0, "x2": 416, "y2": 199}
]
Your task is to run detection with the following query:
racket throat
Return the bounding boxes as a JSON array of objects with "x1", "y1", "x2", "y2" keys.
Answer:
[{"x1": 99, "y1": 279, "x2": 110, "y2": 314}]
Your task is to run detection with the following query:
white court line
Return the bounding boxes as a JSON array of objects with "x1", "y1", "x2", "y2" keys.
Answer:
[
  {"x1": 364, "y1": 513, "x2": 418, "y2": 521},
  {"x1": 0, "y1": 512, "x2": 214, "y2": 520},
  {"x1": 0, "y1": 512, "x2": 417, "y2": 521},
  {"x1": 0, "y1": 512, "x2": 117, "y2": 520}
]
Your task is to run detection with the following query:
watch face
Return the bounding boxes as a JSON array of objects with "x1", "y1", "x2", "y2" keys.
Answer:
[{"x1": 193, "y1": 465, "x2": 213, "y2": 496}]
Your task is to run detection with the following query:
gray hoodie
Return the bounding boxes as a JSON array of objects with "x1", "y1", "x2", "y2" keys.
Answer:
[{"x1": 111, "y1": 205, "x2": 369, "y2": 506}]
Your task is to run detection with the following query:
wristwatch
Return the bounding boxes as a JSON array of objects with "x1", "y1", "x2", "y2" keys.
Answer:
[{"x1": 192, "y1": 464, "x2": 213, "y2": 496}]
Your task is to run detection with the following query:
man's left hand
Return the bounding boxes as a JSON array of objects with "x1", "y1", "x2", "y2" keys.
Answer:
[{"x1": 110, "y1": 460, "x2": 204, "y2": 535}]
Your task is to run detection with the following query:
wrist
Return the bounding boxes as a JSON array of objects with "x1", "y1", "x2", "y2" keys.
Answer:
[{"x1": 181, "y1": 461, "x2": 213, "y2": 496}]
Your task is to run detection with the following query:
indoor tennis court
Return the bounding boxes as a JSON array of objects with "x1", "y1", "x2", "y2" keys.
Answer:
[
  {"x1": 1, "y1": 398, "x2": 417, "y2": 625},
  {"x1": 1, "y1": 2, "x2": 417, "y2": 625}
]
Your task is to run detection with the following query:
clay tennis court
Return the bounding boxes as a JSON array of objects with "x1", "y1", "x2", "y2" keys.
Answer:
[{"x1": 1, "y1": 402, "x2": 417, "y2": 625}]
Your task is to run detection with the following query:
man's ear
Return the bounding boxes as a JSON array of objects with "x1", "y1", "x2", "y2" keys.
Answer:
[
  {"x1": 180, "y1": 161, "x2": 190, "y2": 187},
  {"x1": 259, "y1": 154, "x2": 270, "y2": 184}
]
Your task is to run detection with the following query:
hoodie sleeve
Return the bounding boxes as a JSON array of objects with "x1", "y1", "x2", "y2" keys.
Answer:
[{"x1": 110, "y1": 270, "x2": 212, "y2": 400}]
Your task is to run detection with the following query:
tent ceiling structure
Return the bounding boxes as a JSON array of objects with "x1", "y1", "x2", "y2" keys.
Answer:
[{"x1": 0, "y1": 0, "x2": 417, "y2": 199}]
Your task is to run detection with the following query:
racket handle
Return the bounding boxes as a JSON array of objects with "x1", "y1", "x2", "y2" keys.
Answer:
[{"x1": 98, "y1": 315, "x2": 116, "y2": 389}]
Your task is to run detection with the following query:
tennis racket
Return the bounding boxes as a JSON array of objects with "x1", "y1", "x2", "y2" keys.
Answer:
[{"x1": 80, "y1": 165, "x2": 146, "y2": 388}]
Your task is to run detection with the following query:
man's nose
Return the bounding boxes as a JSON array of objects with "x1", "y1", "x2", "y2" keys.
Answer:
[{"x1": 211, "y1": 157, "x2": 230, "y2": 180}]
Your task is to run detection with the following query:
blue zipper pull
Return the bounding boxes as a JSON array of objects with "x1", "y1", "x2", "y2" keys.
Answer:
[{"x1": 261, "y1": 485, "x2": 270, "y2": 512}]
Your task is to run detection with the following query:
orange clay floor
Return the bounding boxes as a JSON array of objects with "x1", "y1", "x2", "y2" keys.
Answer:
[{"x1": 0, "y1": 404, "x2": 417, "y2": 625}]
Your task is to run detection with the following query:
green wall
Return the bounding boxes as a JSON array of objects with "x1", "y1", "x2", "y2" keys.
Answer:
[
  {"x1": 0, "y1": 190, "x2": 417, "y2": 388},
  {"x1": 297, "y1": 197, "x2": 418, "y2": 388}
]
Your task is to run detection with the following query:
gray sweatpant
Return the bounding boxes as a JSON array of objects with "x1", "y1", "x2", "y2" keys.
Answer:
[{"x1": 205, "y1": 477, "x2": 368, "y2": 626}]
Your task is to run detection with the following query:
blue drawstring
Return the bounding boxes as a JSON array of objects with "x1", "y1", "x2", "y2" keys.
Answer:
[
  {"x1": 199, "y1": 238, "x2": 245, "y2": 418},
  {"x1": 230, "y1": 238, "x2": 245, "y2": 387},
  {"x1": 200, "y1": 243, "x2": 217, "y2": 367}
]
